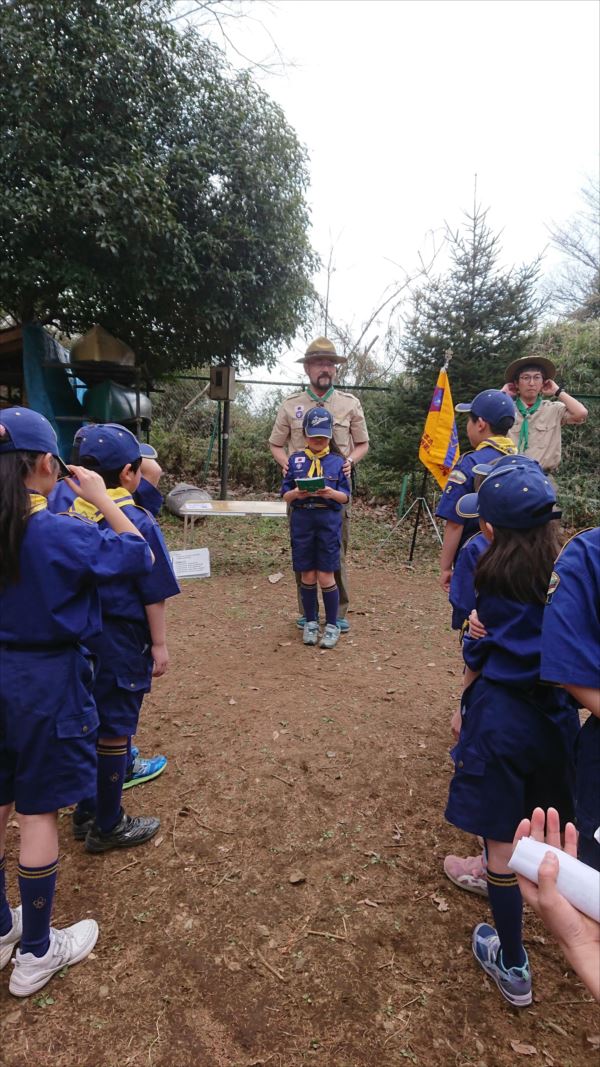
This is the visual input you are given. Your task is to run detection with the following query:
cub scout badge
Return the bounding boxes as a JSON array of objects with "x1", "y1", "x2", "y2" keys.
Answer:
[
  {"x1": 447, "y1": 469, "x2": 467, "y2": 485},
  {"x1": 546, "y1": 570, "x2": 560, "y2": 604},
  {"x1": 295, "y1": 405, "x2": 304, "y2": 419}
]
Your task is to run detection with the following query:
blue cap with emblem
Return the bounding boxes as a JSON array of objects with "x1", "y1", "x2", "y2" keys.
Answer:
[
  {"x1": 0, "y1": 406, "x2": 70, "y2": 475},
  {"x1": 456, "y1": 463, "x2": 560, "y2": 529},
  {"x1": 76, "y1": 423, "x2": 142, "y2": 469},
  {"x1": 455, "y1": 389, "x2": 516, "y2": 426},
  {"x1": 303, "y1": 407, "x2": 333, "y2": 439}
]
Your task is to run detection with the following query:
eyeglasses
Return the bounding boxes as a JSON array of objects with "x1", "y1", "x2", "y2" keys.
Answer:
[{"x1": 519, "y1": 374, "x2": 544, "y2": 383}]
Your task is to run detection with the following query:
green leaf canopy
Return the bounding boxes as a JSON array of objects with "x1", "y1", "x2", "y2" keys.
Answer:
[{"x1": 0, "y1": 0, "x2": 317, "y2": 372}]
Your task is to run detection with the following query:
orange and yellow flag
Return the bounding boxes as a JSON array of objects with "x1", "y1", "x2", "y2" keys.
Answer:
[{"x1": 418, "y1": 368, "x2": 460, "y2": 489}]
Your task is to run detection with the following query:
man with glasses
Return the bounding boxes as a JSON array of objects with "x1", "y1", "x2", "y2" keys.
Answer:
[
  {"x1": 502, "y1": 356, "x2": 587, "y2": 473},
  {"x1": 269, "y1": 337, "x2": 369, "y2": 631}
]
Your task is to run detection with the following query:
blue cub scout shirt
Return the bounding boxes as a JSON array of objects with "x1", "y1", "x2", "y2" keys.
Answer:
[
  {"x1": 449, "y1": 532, "x2": 488, "y2": 631},
  {"x1": 540, "y1": 527, "x2": 600, "y2": 842},
  {"x1": 0, "y1": 506, "x2": 153, "y2": 644},
  {"x1": 94, "y1": 502, "x2": 180, "y2": 622},
  {"x1": 281, "y1": 451, "x2": 351, "y2": 510}
]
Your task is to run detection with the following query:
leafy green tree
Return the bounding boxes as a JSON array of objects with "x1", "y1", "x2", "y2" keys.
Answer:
[
  {"x1": 0, "y1": 0, "x2": 316, "y2": 373},
  {"x1": 369, "y1": 204, "x2": 544, "y2": 479}
]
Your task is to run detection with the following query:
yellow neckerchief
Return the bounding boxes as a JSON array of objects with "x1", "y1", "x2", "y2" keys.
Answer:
[
  {"x1": 29, "y1": 492, "x2": 48, "y2": 515},
  {"x1": 69, "y1": 486, "x2": 134, "y2": 524},
  {"x1": 475, "y1": 435, "x2": 517, "y2": 455},
  {"x1": 303, "y1": 445, "x2": 330, "y2": 478}
]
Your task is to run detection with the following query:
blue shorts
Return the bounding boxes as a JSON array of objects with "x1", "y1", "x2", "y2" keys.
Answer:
[
  {"x1": 445, "y1": 677, "x2": 579, "y2": 842},
  {"x1": 0, "y1": 645, "x2": 98, "y2": 814},
  {"x1": 87, "y1": 618, "x2": 153, "y2": 737},
  {"x1": 290, "y1": 507, "x2": 342, "y2": 573}
]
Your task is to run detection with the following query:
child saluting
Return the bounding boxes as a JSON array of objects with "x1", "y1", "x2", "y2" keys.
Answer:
[{"x1": 281, "y1": 408, "x2": 351, "y2": 649}]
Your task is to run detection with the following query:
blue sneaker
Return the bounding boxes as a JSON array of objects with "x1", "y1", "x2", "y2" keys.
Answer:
[
  {"x1": 296, "y1": 615, "x2": 320, "y2": 629},
  {"x1": 337, "y1": 618, "x2": 350, "y2": 633},
  {"x1": 122, "y1": 754, "x2": 168, "y2": 791},
  {"x1": 472, "y1": 923, "x2": 532, "y2": 1007}
]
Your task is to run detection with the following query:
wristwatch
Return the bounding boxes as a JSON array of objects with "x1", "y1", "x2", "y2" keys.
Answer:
[{"x1": 554, "y1": 386, "x2": 564, "y2": 399}]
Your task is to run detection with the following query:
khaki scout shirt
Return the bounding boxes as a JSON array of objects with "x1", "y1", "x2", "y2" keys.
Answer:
[
  {"x1": 508, "y1": 399, "x2": 570, "y2": 471},
  {"x1": 269, "y1": 389, "x2": 369, "y2": 457}
]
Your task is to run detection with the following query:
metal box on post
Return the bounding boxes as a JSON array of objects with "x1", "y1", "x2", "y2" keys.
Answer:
[{"x1": 209, "y1": 364, "x2": 236, "y2": 401}]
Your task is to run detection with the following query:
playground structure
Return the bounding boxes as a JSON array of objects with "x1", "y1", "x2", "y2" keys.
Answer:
[{"x1": 0, "y1": 322, "x2": 152, "y2": 459}]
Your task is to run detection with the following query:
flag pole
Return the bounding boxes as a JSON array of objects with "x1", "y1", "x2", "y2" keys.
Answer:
[{"x1": 407, "y1": 349, "x2": 453, "y2": 562}]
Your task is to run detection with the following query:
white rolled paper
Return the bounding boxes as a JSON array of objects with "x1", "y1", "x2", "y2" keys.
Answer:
[
  {"x1": 508, "y1": 836, "x2": 600, "y2": 923},
  {"x1": 594, "y1": 825, "x2": 600, "y2": 845}
]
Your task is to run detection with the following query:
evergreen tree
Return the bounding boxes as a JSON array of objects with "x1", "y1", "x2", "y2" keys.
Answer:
[{"x1": 370, "y1": 204, "x2": 544, "y2": 478}]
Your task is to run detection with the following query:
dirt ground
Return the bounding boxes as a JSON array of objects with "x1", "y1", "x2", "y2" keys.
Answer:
[{"x1": 1, "y1": 510, "x2": 598, "y2": 1067}]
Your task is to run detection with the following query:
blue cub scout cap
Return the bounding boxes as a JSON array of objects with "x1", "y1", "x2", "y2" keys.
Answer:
[
  {"x1": 77, "y1": 423, "x2": 142, "y2": 469},
  {"x1": 455, "y1": 389, "x2": 516, "y2": 426},
  {"x1": 0, "y1": 406, "x2": 70, "y2": 474},
  {"x1": 456, "y1": 464, "x2": 559, "y2": 529},
  {"x1": 303, "y1": 407, "x2": 333, "y2": 438}
]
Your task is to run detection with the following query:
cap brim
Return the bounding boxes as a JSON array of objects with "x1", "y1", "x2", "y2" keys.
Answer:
[
  {"x1": 140, "y1": 443, "x2": 158, "y2": 459},
  {"x1": 455, "y1": 402, "x2": 472, "y2": 413},
  {"x1": 455, "y1": 492, "x2": 480, "y2": 519},
  {"x1": 55, "y1": 455, "x2": 72, "y2": 478}
]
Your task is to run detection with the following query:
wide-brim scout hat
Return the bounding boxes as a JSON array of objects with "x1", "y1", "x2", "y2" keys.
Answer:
[
  {"x1": 76, "y1": 423, "x2": 142, "y2": 469},
  {"x1": 296, "y1": 337, "x2": 347, "y2": 365},
  {"x1": 504, "y1": 354, "x2": 556, "y2": 382},
  {"x1": 456, "y1": 463, "x2": 560, "y2": 529},
  {"x1": 455, "y1": 389, "x2": 516, "y2": 425},
  {"x1": 0, "y1": 406, "x2": 70, "y2": 476}
]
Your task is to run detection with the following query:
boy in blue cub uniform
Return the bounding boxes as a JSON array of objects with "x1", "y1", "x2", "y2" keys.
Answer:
[
  {"x1": 445, "y1": 463, "x2": 580, "y2": 1007},
  {"x1": 0, "y1": 408, "x2": 153, "y2": 996},
  {"x1": 49, "y1": 433, "x2": 167, "y2": 790},
  {"x1": 281, "y1": 408, "x2": 351, "y2": 650},
  {"x1": 437, "y1": 389, "x2": 517, "y2": 594},
  {"x1": 68, "y1": 424, "x2": 180, "y2": 852},
  {"x1": 540, "y1": 527, "x2": 600, "y2": 872}
]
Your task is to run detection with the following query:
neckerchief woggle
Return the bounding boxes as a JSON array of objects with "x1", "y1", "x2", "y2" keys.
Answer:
[
  {"x1": 68, "y1": 486, "x2": 135, "y2": 523},
  {"x1": 303, "y1": 445, "x2": 330, "y2": 478},
  {"x1": 515, "y1": 395, "x2": 542, "y2": 452}
]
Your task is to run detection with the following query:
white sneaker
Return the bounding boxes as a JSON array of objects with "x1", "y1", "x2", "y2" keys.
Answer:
[
  {"x1": 0, "y1": 906, "x2": 23, "y2": 969},
  {"x1": 320, "y1": 623, "x2": 341, "y2": 649},
  {"x1": 9, "y1": 919, "x2": 99, "y2": 997}
]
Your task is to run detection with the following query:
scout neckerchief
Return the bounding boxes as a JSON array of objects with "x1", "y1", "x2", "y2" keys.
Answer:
[
  {"x1": 515, "y1": 394, "x2": 542, "y2": 453},
  {"x1": 475, "y1": 435, "x2": 517, "y2": 456},
  {"x1": 305, "y1": 385, "x2": 335, "y2": 403},
  {"x1": 303, "y1": 445, "x2": 330, "y2": 478},
  {"x1": 28, "y1": 492, "x2": 48, "y2": 515},
  {"x1": 68, "y1": 486, "x2": 134, "y2": 523}
]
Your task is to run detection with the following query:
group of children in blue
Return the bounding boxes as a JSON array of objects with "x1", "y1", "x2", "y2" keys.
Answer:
[
  {"x1": 0, "y1": 395, "x2": 598, "y2": 1010},
  {"x1": 435, "y1": 388, "x2": 599, "y2": 1008},
  {"x1": 0, "y1": 409, "x2": 179, "y2": 997}
]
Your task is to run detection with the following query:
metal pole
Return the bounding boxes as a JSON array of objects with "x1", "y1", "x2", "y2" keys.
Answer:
[
  {"x1": 217, "y1": 401, "x2": 222, "y2": 476},
  {"x1": 408, "y1": 471, "x2": 428, "y2": 563},
  {"x1": 220, "y1": 397, "x2": 230, "y2": 500}
]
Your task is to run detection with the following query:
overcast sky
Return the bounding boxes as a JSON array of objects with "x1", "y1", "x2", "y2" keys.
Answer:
[{"x1": 187, "y1": 0, "x2": 599, "y2": 380}]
